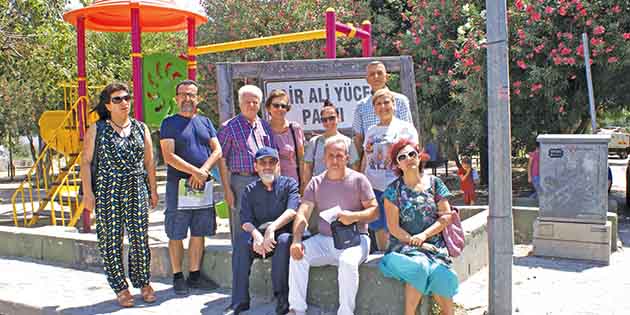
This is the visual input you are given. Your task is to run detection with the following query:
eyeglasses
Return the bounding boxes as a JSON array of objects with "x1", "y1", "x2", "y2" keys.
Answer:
[
  {"x1": 321, "y1": 116, "x2": 336, "y2": 123},
  {"x1": 396, "y1": 150, "x2": 418, "y2": 162},
  {"x1": 177, "y1": 92, "x2": 198, "y2": 98},
  {"x1": 271, "y1": 103, "x2": 290, "y2": 110},
  {"x1": 110, "y1": 95, "x2": 131, "y2": 104}
]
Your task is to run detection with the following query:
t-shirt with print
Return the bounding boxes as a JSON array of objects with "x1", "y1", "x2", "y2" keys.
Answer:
[
  {"x1": 363, "y1": 117, "x2": 418, "y2": 191},
  {"x1": 273, "y1": 122, "x2": 304, "y2": 183},
  {"x1": 304, "y1": 132, "x2": 359, "y2": 176},
  {"x1": 302, "y1": 169, "x2": 375, "y2": 237}
]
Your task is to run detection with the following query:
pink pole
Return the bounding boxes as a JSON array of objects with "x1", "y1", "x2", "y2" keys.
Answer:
[
  {"x1": 131, "y1": 7, "x2": 144, "y2": 121},
  {"x1": 187, "y1": 17, "x2": 197, "y2": 80},
  {"x1": 77, "y1": 15, "x2": 91, "y2": 233},
  {"x1": 361, "y1": 21, "x2": 372, "y2": 57},
  {"x1": 325, "y1": 8, "x2": 336, "y2": 59},
  {"x1": 77, "y1": 16, "x2": 87, "y2": 138}
]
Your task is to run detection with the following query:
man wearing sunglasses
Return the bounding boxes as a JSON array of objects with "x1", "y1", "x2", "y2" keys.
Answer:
[{"x1": 160, "y1": 80, "x2": 222, "y2": 295}]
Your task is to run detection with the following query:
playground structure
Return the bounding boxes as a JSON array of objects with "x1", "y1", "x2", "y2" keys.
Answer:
[{"x1": 11, "y1": 1, "x2": 374, "y2": 229}]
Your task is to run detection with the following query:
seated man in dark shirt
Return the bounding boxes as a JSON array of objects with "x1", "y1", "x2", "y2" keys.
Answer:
[{"x1": 225, "y1": 147, "x2": 300, "y2": 315}]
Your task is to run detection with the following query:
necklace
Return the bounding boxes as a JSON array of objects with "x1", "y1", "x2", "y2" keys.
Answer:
[{"x1": 110, "y1": 119, "x2": 131, "y2": 129}]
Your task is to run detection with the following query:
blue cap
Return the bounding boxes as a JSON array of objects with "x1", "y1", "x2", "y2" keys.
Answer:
[{"x1": 255, "y1": 146, "x2": 279, "y2": 160}]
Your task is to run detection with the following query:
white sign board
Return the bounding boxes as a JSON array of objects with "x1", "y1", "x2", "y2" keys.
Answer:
[{"x1": 265, "y1": 78, "x2": 371, "y2": 132}]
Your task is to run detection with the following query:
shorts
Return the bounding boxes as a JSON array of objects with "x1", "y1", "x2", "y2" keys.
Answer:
[
  {"x1": 165, "y1": 178, "x2": 216, "y2": 240},
  {"x1": 369, "y1": 189, "x2": 388, "y2": 231},
  {"x1": 165, "y1": 208, "x2": 216, "y2": 240}
]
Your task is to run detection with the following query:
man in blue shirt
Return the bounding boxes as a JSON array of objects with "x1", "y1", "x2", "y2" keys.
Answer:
[
  {"x1": 225, "y1": 147, "x2": 300, "y2": 315},
  {"x1": 159, "y1": 80, "x2": 222, "y2": 295}
]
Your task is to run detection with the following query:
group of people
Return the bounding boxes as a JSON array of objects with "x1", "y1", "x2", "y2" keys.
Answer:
[{"x1": 81, "y1": 61, "x2": 460, "y2": 315}]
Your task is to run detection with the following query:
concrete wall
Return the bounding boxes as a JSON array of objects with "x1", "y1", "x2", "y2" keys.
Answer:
[
  {"x1": 0, "y1": 209, "x2": 490, "y2": 315},
  {"x1": 0, "y1": 205, "x2": 618, "y2": 314}
]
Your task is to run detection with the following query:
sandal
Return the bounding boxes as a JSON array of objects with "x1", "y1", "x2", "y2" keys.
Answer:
[
  {"x1": 141, "y1": 285, "x2": 157, "y2": 303},
  {"x1": 116, "y1": 289, "x2": 134, "y2": 308}
]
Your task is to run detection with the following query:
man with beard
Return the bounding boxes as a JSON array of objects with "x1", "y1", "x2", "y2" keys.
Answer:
[
  {"x1": 160, "y1": 80, "x2": 222, "y2": 295},
  {"x1": 225, "y1": 147, "x2": 299, "y2": 315}
]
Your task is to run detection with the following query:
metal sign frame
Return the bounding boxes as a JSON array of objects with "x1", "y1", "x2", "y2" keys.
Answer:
[{"x1": 215, "y1": 56, "x2": 420, "y2": 138}]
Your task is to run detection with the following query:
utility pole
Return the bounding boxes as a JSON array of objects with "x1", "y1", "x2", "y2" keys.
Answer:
[
  {"x1": 582, "y1": 33, "x2": 597, "y2": 133},
  {"x1": 486, "y1": 1, "x2": 514, "y2": 314}
]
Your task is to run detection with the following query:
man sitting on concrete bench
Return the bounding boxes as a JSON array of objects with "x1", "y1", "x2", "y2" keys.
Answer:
[
  {"x1": 225, "y1": 147, "x2": 300, "y2": 315},
  {"x1": 288, "y1": 136, "x2": 378, "y2": 315}
]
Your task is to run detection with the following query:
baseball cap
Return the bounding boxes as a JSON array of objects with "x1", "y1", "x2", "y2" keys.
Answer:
[{"x1": 255, "y1": 146, "x2": 279, "y2": 160}]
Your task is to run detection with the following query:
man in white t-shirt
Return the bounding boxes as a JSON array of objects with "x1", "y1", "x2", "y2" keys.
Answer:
[{"x1": 288, "y1": 136, "x2": 378, "y2": 315}]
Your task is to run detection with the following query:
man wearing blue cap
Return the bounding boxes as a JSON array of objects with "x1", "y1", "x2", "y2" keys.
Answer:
[{"x1": 225, "y1": 147, "x2": 300, "y2": 315}]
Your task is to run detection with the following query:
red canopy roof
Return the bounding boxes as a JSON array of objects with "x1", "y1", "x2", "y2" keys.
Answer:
[{"x1": 63, "y1": 0, "x2": 208, "y2": 32}]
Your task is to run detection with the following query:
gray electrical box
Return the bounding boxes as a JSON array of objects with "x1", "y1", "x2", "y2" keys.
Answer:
[{"x1": 537, "y1": 134, "x2": 609, "y2": 224}]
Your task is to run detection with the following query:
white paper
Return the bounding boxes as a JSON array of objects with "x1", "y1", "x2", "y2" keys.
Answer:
[
  {"x1": 177, "y1": 179, "x2": 213, "y2": 210},
  {"x1": 319, "y1": 205, "x2": 342, "y2": 224}
]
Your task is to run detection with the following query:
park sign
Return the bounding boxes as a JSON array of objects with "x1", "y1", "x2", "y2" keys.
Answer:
[
  {"x1": 215, "y1": 57, "x2": 420, "y2": 139},
  {"x1": 264, "y1": 78, "x2": 370, "y2": 131}
]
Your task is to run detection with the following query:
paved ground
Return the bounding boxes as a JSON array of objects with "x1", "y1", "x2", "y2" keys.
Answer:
[
  {"x1": 0, "y1": 256, "x2": 335, "y2": 315},
  {"x1": 455, "y1": 219, "x2": 630, "y2": 315},
  {"x1": 1, "y1": 159, "x2": 628, "y2": 315}
]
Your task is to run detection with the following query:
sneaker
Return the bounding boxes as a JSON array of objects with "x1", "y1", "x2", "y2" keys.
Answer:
[
  {"x1": 173, "y1": 276, "x2": 189, "y2": 295},
  {"x1": 223, "y1": 303, "x2": 250, "y2": 315},
  {"x1": 275, "y1": 293, "x2": 290, "y2": 315},
  {"x1": 187, "y1": 275, "x2": 219, "y2": 291}
]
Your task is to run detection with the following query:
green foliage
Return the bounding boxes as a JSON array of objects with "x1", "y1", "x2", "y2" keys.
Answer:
[
  {"x1": 195, "y1": 0, "x2": 371, "y2": 122},
  {"x1": 3, "y1": 0, "x2": 629, "y2": 160},
  {"x1": 456, "y1": 0, "x2": 630, "y2": 150}
]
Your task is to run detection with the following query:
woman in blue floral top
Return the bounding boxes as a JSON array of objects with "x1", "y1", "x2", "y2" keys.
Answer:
[{"x1": 379, "y1": 139, "x2": 458, "y2": 315}]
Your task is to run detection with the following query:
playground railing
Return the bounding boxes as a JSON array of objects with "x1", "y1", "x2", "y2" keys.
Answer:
[{"x1": 11, "y1": 96, "x2": 88, "y2": 227}]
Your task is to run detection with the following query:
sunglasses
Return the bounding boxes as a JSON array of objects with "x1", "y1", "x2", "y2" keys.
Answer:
[
  {"x1": 271, "y1": 103, "x2": 290, "y2": 110},
  {"x1": 110, "y1": 95, "x2": 131, "y2": 104},
  {"x1": 396, "y1": 150, "x2": 418, "y2": 162},
  {"x1": 321, "y1": 116, "x2": 336, "y2": 123}
]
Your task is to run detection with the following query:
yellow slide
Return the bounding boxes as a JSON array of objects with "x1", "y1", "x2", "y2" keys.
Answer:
[{"x1": 38, "y1": 110, "x2": 99, "y2": 155}]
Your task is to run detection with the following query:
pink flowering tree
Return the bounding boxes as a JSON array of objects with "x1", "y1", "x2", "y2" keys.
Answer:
[{"x1": 456, "y1": 0, "x2": 630, "y2": 150}]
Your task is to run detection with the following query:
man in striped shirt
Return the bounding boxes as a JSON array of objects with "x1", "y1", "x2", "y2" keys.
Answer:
[
  {"x1": 352, "y1": 61, "x2": 414, "y2": 161},
  {"x1": 218, "y1": 85, "x2": 277, "y2": 245}
]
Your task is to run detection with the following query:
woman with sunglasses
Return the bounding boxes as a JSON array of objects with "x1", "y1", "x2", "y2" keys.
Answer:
[
  {"x1": 303, "y1": 99, "x2": 360, "y2": 185},
  {"x1": 362, "y1": 89, "x2": 418, "y2": 251},
  {"x1": 81, "y1": 83, "x2": 159, "y2": 307},
  {"x1": 265, "y1": 89, "x2": 305, "y2": 192},
  {"x1": 379, "y1": 138, "x2": 458, "y2": 315}
]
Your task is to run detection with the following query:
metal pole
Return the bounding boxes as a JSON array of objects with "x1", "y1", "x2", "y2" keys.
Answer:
[
  {"x1": 361, "y1": 20, "x2": 372, "y2": 57},
  {"x1": 325, "y1": 8, "x2": 336, "y2": 59},
  {"x1": 131, "y1": 6, "x2": 144, "y2": 121},
  {"x1": 486, "y1": 0, "x2": 514, "y2": 314},
  {"x1": 76, "y1": 16, "x2": 86, "y2": 139},
  {"x1": 187, "y1": 17, "x2": 197, "y2": 80},
  {"x1": 582, "y1": 33, "x2": 597, "y2": 133}
]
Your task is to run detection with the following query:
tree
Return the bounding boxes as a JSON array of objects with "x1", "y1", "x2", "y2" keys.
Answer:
[{"x1": 195, "y1": 0, "x2": 371, "y2": 122}]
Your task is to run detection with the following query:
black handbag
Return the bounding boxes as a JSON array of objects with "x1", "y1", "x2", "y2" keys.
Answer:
[
  {"x1": 331, "y1": 220, "x2": 361, "y2": 250},
  {"x1": 90, "y1": 121, "x2": 105, "y2": 190}
]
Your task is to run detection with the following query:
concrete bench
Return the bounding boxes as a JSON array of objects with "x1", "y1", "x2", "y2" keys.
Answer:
[{"x1": 0, "y1": 208, "x2": 489, "y2": 315}]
